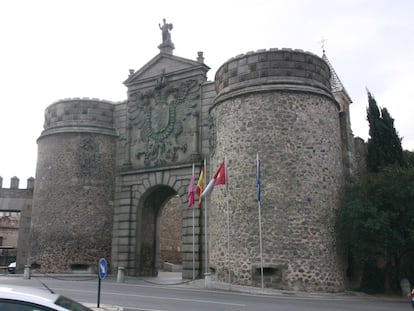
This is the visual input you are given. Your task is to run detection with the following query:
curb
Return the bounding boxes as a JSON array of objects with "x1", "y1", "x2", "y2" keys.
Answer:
[
  {"x1": 188, "y1": 278, "x2": 408, "y2": 302},
  {"x1": 83, "y1": 303, "x2": 123, "y2": 311}
]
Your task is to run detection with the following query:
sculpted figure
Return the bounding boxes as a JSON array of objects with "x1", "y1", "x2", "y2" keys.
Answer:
[{"x1": 159, "y1": 18, "x2": 173, "y2": 45}]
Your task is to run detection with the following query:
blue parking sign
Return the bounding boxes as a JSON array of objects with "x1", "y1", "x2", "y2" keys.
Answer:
[{"x1": 98, "y1": 258, "x2": 107, "y2": 280}]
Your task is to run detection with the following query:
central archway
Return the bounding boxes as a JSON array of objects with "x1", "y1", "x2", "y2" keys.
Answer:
[{"x1": 136, "y1": 185, "x2": 179, "y2": 276}]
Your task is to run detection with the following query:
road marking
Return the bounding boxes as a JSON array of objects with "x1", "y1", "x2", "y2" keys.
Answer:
[
  {"x1": 107, "y1": 291, "x2": 246, "y2": 306},
  {"x1": 53, "y1": 287, "x2": 245, "y2": 307}
]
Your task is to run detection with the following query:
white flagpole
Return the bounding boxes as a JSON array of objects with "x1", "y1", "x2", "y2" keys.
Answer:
[
  {"x1": 203, "y1": 159, "x2": 208, "y2": 276},
  {"x1": 257, "y1": 153, "x2": 264, "y2": 288},
  {"x1": 225, "y1": 156, "x2": 231, "y2": 287},
  {"x1": 191, "y1": 163, "x2": 195, "y2": 281}
]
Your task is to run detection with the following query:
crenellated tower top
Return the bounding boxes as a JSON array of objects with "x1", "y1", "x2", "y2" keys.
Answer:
[{"x1": 0, "y1": 176, "x2": 34, "y2": 190}]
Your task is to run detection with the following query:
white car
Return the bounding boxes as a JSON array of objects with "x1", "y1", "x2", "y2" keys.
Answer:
[
  {"x1": 0, "y1": 285, "x2": 92, "y2": 311},
  {"x1": 7, "y1": 261, "x2": 16, "y2": 273}
]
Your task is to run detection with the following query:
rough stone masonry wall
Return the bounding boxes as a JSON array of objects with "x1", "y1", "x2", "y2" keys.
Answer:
[
  {"x1": 159, "y1": 196, "x2": 182, "y2": 268},
  {"x1": 29, "y1": 98, "x2": 117, "y2": 273},
  {"x1": 208, "y1": 49, "x2": 345, "y2": 292}
]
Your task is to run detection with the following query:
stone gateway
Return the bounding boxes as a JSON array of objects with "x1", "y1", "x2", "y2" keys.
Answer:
[{"x1": 22, "y1": 24, "x2": 363, "y2": 292}]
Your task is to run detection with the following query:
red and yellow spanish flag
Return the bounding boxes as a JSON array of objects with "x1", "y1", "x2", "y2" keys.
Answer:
[{"x1": 195, "y1": 165, "x2": 204, "y2": 208}]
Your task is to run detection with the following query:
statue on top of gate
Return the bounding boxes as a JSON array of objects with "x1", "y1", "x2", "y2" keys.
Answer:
[{"x1": 158, "y1": 18, "x2": 174, "y2": 50}]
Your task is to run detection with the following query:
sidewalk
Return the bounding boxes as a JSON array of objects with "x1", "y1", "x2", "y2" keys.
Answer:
[
  {"x1": 184, "y1": 272, "x2": 408, "y2": 302},
  {"x1": 121, "y1": 271, "x2": 408, "y2": 303}
]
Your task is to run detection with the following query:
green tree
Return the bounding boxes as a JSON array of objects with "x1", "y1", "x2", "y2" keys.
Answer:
[
  {"x1": 337, "y1": 167, "x2": 414, "y2": 293},
  {"x1": 366, "y1": 91, "x2": 405, "y2": 171},
  {"x1": 404, "y1": 150, "x2": 414, "y2": 167}
]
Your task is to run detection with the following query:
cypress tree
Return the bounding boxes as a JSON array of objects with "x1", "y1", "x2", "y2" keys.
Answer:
[
  {"x1": 366, "y1": 91, "x2": 382, "y2": 171},
  {"x1": 380, "y1": 108, "x2": 405, "y2": 167},
  {"x1": 366, "y1": 90, "x2": 405, "y2": 171}
]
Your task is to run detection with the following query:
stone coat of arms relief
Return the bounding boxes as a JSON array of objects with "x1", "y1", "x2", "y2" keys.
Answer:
[{"x1": 127, "y1": 78, "x2": 200, "y2": 167}]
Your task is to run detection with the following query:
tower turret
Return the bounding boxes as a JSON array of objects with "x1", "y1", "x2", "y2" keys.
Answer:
[
  {"x1": 209, "y1": 48, "x2": 345, "y2": 291},
  {"x1": 29, "y1": 98, "x2": 117, "y2": 272}
]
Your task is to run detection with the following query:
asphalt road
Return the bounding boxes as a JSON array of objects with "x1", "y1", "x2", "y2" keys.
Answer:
[{"x1": 0, "y1": 273, "x2": 410, "y2": 311}]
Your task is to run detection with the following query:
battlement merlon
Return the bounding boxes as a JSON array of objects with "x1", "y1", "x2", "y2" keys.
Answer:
[{"x1": 0, "y1": 176, "x2": 35, "y2": 189}]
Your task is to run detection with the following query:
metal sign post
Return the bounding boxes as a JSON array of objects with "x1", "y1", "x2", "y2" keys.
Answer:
[{"x1": 97, "y1": 258, "x2": 107, "y2": 308}]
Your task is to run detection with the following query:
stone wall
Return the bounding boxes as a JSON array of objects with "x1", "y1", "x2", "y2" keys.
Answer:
[
  {"x1": 354, "y1": 137, "x2": 368, "y2": 174},
  {"x1": 209, "y1": 49, "x2": 346, "y2": 292}
]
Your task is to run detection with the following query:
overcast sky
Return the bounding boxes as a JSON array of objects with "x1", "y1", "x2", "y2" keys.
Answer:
[{"x1": 1, "y1": 0, "x2": 413, "y2": 187}]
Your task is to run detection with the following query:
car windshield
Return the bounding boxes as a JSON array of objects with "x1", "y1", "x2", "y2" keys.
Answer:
[{"x1": 55, "y1": 296, "x2": 92, "y2": 311}]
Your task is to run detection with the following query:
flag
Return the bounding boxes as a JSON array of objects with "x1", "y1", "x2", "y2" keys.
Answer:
[
  {"x1": 214, "y1": 161, "x2": 226, "y2": 186},
  {"x1": 195, "y1": 165, "x2": 204, "y2": 208},
  {"x1": 187, "y1": 165, "x2": 195, "y2": 208},
  {"x1": 257, "y1": 153, "x2": 261, "y2": 203},
  {"x1": 201, "y1": 161, "x2": 226, "y2": 199}
]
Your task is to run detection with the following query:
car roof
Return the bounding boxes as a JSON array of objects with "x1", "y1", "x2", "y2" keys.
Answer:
[{"x1": 0, "y1": 285, "x2": 64, "y2": 309}]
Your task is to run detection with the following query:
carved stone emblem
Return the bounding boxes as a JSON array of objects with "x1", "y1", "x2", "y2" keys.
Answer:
[{"x1": 127, "y1": 78, "x2": 199, "y2": 167}]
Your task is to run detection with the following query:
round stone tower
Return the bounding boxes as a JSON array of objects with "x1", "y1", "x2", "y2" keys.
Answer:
[
  {"x1": 29, "y1": 98, "x2": 117, "y2": 273},
  {"x1": 209, "y1": 49, "x2": 345, "y2": 292}
]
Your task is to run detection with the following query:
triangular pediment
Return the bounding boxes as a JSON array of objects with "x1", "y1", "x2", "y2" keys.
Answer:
[{"x1": 124, "y1": 52, "x2": 209, "y2": 87}]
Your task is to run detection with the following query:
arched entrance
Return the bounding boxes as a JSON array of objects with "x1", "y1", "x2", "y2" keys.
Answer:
[{"x1": 136, "y1": 185, "x2": 181, "y2": 276}]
